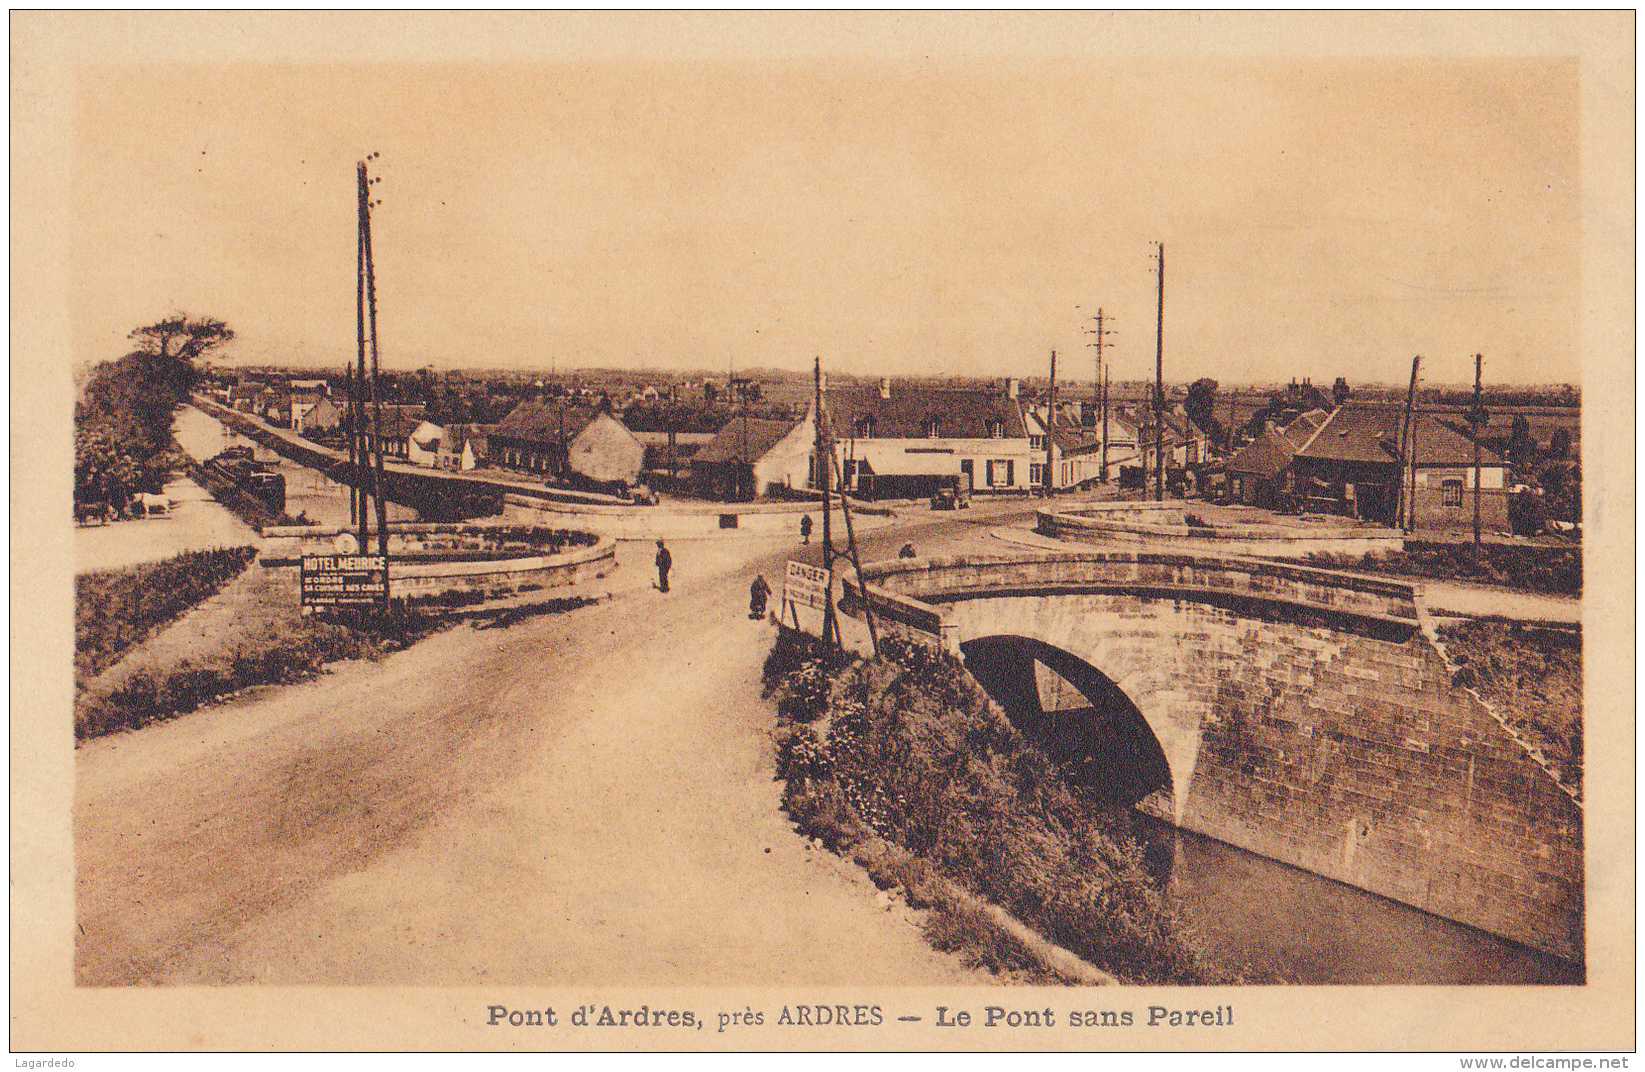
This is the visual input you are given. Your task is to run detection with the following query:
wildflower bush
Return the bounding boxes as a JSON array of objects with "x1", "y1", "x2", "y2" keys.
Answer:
[{"x1": 763, "y1": 628, "x2": 1222, "y2": 985}]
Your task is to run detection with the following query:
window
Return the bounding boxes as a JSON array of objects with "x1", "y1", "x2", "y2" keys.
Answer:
[
  {"x1": 923, "y1": 419, "x2": 941, "y2": 439},
  {"x1": 1442, "y1": 479, "x2": 1464, "y2": 507},
  {"x1": 987, "y1": 418, "x2": 1004, "y2": 439},
  {"x1": 855, "y1": 416, "x2": 876, "y2": 439},
  {"x1": 1030, "y1": 463, "x2": 1046, "y2": 486},
  {"x1": 1029, "y1": 434, "x2": 1045, "y2": 450},
  {"x1": 987, "y1": 459, "x2": 1015, "y2": 487}
]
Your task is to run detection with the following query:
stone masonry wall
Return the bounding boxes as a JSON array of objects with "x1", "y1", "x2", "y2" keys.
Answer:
[
  {"x1": 856, "y1": 557, "x2": 1583, "y2": 962},
  {"x1": 1173, "y1": 603, "x2": 1582, "y2": 962}
]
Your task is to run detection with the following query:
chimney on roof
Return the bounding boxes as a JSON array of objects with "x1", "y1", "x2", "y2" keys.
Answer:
[
  {"x1": 879, "y1": 377, "x2": 891, "y2": 400},
  {"x1": 1005, "y1": 377, "x2": 1020, "y2": 400}
]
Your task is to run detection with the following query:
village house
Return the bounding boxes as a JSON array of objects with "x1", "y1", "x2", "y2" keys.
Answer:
[
  {"x1": 358, "y1": 404, "x2": 429, "y2": 461},
  {"x1": 1222, "y1": 426, "x2": 1298, "y2": 509},
  {"x1": 1220, "y1": 408, "x2": 1329, "y2": 508},
  {"x1": 490, "y1": 400, "x2": 646, "y2": 488},
  {"x1": 433, "y1": 424, "x2": 492, "y2": 472},
  {"x1": 293, "y1": 395, "x2": 343, "y2": 435},
  {"x1": 227, "y1": 383, "x2": 263, "y2": 413},
  {"x1": 407, "y1": 420, "x2": 446, "y2": 467},
  {"x1": 1289, "y1": 405, "x2": 1508, "y2": 529},
  {"x1": 689, "y1": 409, "x2": 817, "y2": 501},
  {"x1": 826, "y1": 379, "x2": 1033, "y2": 499}
]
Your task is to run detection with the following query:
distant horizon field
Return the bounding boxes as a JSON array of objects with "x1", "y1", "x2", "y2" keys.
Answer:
[{"x1": 196, "y1": 362, "x2": 1580, "y2": 398}]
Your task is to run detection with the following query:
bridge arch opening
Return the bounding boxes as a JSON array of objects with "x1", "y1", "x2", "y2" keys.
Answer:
[{"x1": 960, "y1": 635, "x2": 1172, "y2": 809}]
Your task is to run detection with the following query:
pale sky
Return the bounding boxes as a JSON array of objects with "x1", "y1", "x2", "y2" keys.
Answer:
[{"x1": 72, "y1": 44, "x2": 1580, "y2": 387}]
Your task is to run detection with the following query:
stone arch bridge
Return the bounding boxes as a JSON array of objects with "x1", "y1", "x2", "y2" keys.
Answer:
[{"x1": 841, "y1": 549, "x2": 1583, "y2": 963}]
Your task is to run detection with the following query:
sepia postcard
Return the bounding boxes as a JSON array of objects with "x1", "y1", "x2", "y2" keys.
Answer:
[{"x1": 11, "y1": 10, "x2": 1634, "y2": 1057}]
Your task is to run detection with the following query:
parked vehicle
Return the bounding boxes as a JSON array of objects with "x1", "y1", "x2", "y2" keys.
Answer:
[{"x1": 930, "y1": 475, "x2": 972, "y2": 510}]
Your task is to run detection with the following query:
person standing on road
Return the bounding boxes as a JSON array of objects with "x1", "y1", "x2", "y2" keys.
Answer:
[
  {"x1": 749, "y1": 573, "x2": 771, "y2": 619},
  {"x1": 799, "y1": 514, "x2": 812, "y2": 545},
  {"x1": 654, "y1": 539, "x2": 672, "y2": 593}
]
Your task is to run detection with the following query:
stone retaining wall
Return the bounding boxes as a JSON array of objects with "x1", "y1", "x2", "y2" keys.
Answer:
[
  {"x1": 841, "y1": 551, "x2": 1584, "y2": 962},
  {"x1": 259, "y1": 522, "x2": 615, "y2": 609},
  {"x1": 503, "y1": 493, "x2": 892, "y2": 539},
  {"x1": 1038, "y1": 504, "x2": 1405, "y2": 558}
]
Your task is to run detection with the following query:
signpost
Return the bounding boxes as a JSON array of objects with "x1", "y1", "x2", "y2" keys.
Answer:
[
  {"x1": 301, "y1": 553, "x2": 389, "y2": 608},
  {"x1": 782, "y1": 560, "x2": 831, "y2": 629}
]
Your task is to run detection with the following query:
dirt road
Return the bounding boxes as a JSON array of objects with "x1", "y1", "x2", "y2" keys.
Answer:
[{"x1": 75, "y1": 525, "x2": 1017, "y2": 987}]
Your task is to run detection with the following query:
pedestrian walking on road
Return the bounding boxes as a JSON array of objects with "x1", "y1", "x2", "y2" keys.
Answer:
[
  {"x1": 654, "y1": 539, "x2": 672, "y2": 593},
  {"x1": 749, "y1": 573, "x2": 772, "y2": 619},
  {"x1": 799, "y1": 514, "x2": 812, "y2": 545}
]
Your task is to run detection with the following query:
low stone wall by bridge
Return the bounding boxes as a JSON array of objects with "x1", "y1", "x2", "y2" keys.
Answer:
[
  {"x1": 1038, "y1": 503, "x2": 1405, "y2": 558},
  {"x1": 841, "y1": 550, "x2": 1584, "y2": 962},
  {"x1": 260, "y1": 522, "x2": 616, "y2": 611},
  {"x1": 503, "y1": 492, "x2": 892, "y2": 540}
]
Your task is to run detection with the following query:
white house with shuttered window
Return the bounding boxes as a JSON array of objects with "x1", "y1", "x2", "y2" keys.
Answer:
[{"x1": 824, "y1": 379, "x2": 1034, "y2": 498}]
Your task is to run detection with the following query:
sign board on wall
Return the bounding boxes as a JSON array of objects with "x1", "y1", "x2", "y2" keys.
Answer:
[
  {"x1": 783, "y1": 560, "x2": 830, "y2": 611},
  {"x1": 301, "y1": 553, "x2": 389, "y2": 607}
]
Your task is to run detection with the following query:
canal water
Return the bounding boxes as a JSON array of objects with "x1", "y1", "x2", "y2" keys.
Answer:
[
  {"x1": 1035, "y1": 662, "x2": 1582, "y2": 985},
  {"x1": 1122, "y1": 813, "x2": 1582, "y2": 986},
  {"x1": 174, "y1": 405, "x2": 417, "y2": 529}
]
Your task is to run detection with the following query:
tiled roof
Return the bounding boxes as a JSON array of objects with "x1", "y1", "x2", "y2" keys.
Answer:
[
  {"x1": 694, "y1": 417, "x2": 807, "y2": 465},
  {"x1": 1280, "y1": 408, "x2": 1331, "y2": 445},
  {"x1": 1294, "y1": 406, "x2": 1501, "y2": 466},
  {"x1": 1224, "y1": 428, "x2": 1296, "y2": 478},
  {"x1": 825, "y1": 386, "x2": 1027, "y2": 439},
  {"x1": 494, "y1": 401, "x2": 601, "y2": 444}
]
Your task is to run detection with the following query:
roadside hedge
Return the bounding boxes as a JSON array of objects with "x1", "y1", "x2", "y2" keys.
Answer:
[{"x1": 75, "y1": 546, "x2": 259, "y2": 684}]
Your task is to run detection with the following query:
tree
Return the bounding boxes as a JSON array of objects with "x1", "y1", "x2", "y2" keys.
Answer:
[
  {"x1": 1506, "y1": 415, "x2": 1538, "y2": 470},
  {"x1": 77, "y1": 314, "x2": 233, "y2": 497},
  {"x1": 127, "y1": 315, "x2": 232, "y2": 399},
  {"x1": 75, "y1": 424, "x2": 141, "y2": 507},
  {"x1": 1547, "y1": 427, "x2": 1572, "y2": 460},
  {"x1": 1183, "y1": 377, "x2": 1226, "y2": 449}
]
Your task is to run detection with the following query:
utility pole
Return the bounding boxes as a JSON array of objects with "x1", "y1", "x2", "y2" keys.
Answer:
[
  {"x1": 1467, "y1": 353, "x2": 1488, "y2": 553},
  {"x1": 1397, "y1": 355, "x2": 1421, "y2": 532},
  {"x1": 813, "y1": 357, "x2": 839, "y2": 649},
  {"x1": 1085, "y1": 309, "x2": 1114, "y2": 484},
  {"x1": 1154, "y1": 242, "x2": 1165, "y2": 502},
  {"x1": 359, "y1": 158, "x2": 391, "y2": 595},
  {"x1": 354, "y1": 165, "x2": 371, "y2": 553},
  {"x1": 1043, "y1": 349, "x2": 1057, "y2": 497},
  {"x1": 1101, "y1": 364, "x2": 1110, "y2": 484},
  {"x1": 833, "y1": 447, "x2": 879, "y2": 657},
  {"x1": 345, "y1": 361, "x2": 358, "y2": 527}
]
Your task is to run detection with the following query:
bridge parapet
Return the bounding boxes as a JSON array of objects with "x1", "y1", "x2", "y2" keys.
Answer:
[
  {"x1": 1038, "y1": 504, "x2": 1404, "y2": 559},
  {"x1": 850, "y1": 550, "x2": 1420, "y2": 640}
]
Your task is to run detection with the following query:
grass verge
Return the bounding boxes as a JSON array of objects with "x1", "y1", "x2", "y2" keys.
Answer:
[
  {"x1": 75, "y1": 606, "x2": 444, "y2": 742},
  {"x1": 763, "y1": 628, "x2": 1226, "y2": 985},
  {"x1": 1304, "y1": 540, "x2": 1581, "y2": 597},
  {"x1": 1437, "y1": 620, "x2": 1582, "y2": 792},
  {"x1": 75, "y1": 546, "x2": 259, "y2": 684}
]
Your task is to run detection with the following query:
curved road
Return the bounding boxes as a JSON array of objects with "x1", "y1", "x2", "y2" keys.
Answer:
[{"x1": 75, "y1": 507, "x2": 1031, "y2": 987}]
